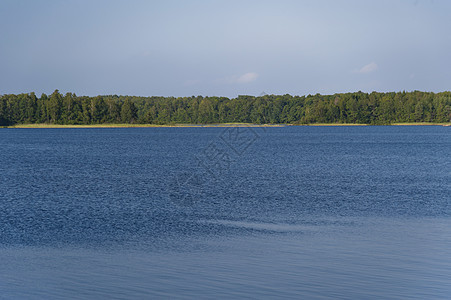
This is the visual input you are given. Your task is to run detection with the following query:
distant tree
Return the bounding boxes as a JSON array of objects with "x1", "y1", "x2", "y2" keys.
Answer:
[
  {"x1": 0, "y1": 96, "x2": 9, "y2": 126},
  {"x1": 105, "y1": 98, "x2": 121, "y2": 123},
  {"x1": 91, "y1": 96, "x2": 108, "y2": 123},
  {"x1": 37, "y1": 93, "x2": 49, "y2": 123},
  {"x1": 1, "y1": 90, "x2": 451, "y2": 126},
  {"x1": 48, "y1": 90, "x2": 63, "y2": 123},
  {"x1": 121, "y1": 99, "x2": 138, "y2": 123},
  {"x1": 24, "y1": 92, "x2": 38, "y2": 123},
  {"x1": 81, "y1": 97, "x2": 92, "y2": 124}
]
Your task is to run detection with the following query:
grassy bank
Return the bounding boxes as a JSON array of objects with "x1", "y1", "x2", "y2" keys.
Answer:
[
  {"x1": 292, "y1": 122, "x2": 451, "y2": 126},
  {"x1": 7, "y1": 123, "x2": 167, "y2": 128},
  {"x1": 391, "y1": 122, "x2": 451, "y2": 126},
  {"x1": 6, "y1": 123, "x2": 286, "y2": 128},
  {"x1": 5, "y1": 122, "x2": 451, "y2": 128},
  {"x1": 291, "y1": 123, "x2": 368, "y2": 126}
]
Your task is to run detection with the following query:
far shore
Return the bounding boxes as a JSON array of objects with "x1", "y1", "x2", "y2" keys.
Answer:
[
  {"x1": 6, "y1": 123, "x2": 285, "y2": 128},
  {"x1": 4, "y1": 122, "x2": 451, "y2": 128}
]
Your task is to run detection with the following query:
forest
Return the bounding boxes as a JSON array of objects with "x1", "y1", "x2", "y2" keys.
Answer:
[{"x1": 1, "y1": 90, "x2": 450, "y2": 126}]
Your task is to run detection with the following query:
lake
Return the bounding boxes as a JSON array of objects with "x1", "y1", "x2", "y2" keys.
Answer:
[{"x1": 0, "y1": 126, "x2": 450, "y2": 299}]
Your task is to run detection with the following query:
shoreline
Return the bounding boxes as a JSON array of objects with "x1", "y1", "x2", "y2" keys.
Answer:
[
  {"x1": 5, "y1": 123, "x2": 286, "y2": 128},
  {"x1": 4, "y1": 122, "x2": 451, "y2": 128}
]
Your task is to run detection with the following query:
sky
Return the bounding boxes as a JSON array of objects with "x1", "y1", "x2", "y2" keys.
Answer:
[{"x1": 0, "y1": 0, "x2": 450, "y2": 98}]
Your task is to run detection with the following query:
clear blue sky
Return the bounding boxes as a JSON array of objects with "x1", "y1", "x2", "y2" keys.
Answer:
[{"x1": 1, "y1": 0, "x2": 450, "y2": 97}]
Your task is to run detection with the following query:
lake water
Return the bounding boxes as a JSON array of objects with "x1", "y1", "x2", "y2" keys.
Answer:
[{"x1": 0, "y1": 126, "x2": 450, "y2": 299}]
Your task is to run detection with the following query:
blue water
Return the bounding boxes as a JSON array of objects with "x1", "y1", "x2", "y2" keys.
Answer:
[{"x1": 0, "y1": 126, "x2": 450, "y2": 299}]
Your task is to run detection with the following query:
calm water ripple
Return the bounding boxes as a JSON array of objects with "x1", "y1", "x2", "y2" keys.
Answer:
[{"x1": 0, "y1": 126, "x2": 450, "y2": 299}]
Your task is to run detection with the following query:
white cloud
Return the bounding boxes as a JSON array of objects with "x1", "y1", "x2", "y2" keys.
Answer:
[
  {"x1": 236, "y1": 72, "x2": 259, "y2": 83},
  {"x1": 356, "y1": 62, "x2": 378, "y2": 74},
  {"x1": 216, "y1": 72, "x2": 259, "y2": 85}
]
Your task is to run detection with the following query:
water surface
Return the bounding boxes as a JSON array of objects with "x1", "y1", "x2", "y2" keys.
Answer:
[{"x1": 0, "y1": 126, "x2": 450, "y2": 299}]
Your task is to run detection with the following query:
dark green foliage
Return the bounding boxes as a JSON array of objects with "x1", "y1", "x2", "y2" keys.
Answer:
[
  {"x1": 120, "y1": 99, "x2": 138, "y2": 123},
  {"x1": 0, "y1": 96, "x2": 9, "y2": 126},
  {"x1": 1, "y1": 90, "x2": 451, "y2": 125},
  {"x1": 48, "y1": 89, "x2": 63, "y2": 123},
  {"x1": 61, "y1": 92, "x2": 82, "y2": 124}
]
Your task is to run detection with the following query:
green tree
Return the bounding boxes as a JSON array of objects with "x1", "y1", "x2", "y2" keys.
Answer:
[
  {"x1": 121, "y1": 99, "x2": 138, "y2": 123},
  {"x1": 0, "y1": 96, "x2": 9, "y2": 126},
  {"x1": 48, "y1": 90, "x2": 63, "y2": 123}
]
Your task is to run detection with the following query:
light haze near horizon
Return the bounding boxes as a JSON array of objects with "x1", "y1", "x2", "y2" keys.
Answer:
[{"x1": 1, "y1": 0, "x2": 450, "y2": 98}]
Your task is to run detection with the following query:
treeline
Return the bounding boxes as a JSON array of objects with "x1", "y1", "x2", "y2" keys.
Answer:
[{"x1": 1, "y1": 90, "x2": 451, "y2": 126}]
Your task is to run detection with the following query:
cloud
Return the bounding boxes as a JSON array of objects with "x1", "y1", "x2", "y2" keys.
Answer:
[
  {"x1": 216, "y1": 72, "x2": 259, "y2": 85},
  {"x1": 356, "y1": 62, "x2": 378, "y2": 74},
  {"x1": 236, "y1": 72, "x2": 259, "y2": 83}
]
